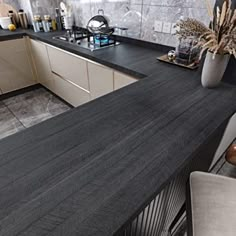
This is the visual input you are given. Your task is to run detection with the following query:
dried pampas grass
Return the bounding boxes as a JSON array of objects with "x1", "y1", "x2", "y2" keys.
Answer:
[
  {"x1": 205, "y1": 0, "x2": 214, "y2": 20},
  {"x1": 175, "y1": 0, "x2": 236, "y2": 59}
]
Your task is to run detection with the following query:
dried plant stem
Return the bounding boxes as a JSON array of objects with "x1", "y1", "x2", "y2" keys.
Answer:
[
  {"x1": 205, "y1": 0, "x2": 214, "y2": 20},
  {"x1": 175, "y1": 0, "x2": 236, "y2": 59}
]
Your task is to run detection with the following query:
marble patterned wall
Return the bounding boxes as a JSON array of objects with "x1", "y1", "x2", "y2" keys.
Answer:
[
  {"x1": 140, "y1": 0, "x2": 215, "y2": 46},
  {"x1": 18, "y1": 0, "x2": 33, "y2": 22},
  {"x1": 29, "y1": 0, "x2": 61, "y2": 16},
  {"x1": 67, "y1": 0, "x2": 215, "y2": 46},
  {"x1": 0, "y1": 0, "x2": 32, "y2": 22},
  {"x1": 68, "y1": 0, "x2": 143, "y2": 38},
  {"x1": 0, "y1": 0, "x2": 20, "y2": 10},
  {"x1": 1, "y1": 0, "x2": 215, "y2": 46}
]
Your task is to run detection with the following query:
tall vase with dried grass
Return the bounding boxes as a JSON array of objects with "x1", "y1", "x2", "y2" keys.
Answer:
[{"x1": 175, "y1": 0, "x2": 236, "y2": 88}]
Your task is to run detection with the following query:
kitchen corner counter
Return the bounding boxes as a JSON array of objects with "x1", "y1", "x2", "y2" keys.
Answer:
[
  {"x1": 0, "y1": 29, "x2": 236, "y2": 236},
  {"x1": 0, "y1": 29, "x2": 171, "y2": 79},
  {"x1": 0, "y1": 28, "x2": 27, "y2": 41}
]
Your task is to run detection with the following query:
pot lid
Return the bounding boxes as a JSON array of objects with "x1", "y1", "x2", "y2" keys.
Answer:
[{"x1": 87, "y1": 9, "x2": 112, "y2": 34}]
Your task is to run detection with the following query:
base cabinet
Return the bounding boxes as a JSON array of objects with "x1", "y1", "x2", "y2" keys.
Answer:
[
  {"x1": 52, "y1": 73, "x2": 90, "y2": 107},
  {"x1": 29, "y1": 39, "x2": 137, "y2": 107},
  {"x1": 30, "y1": 39, "x2": 53, "y2": 91},
  {"x1": 88, "y1": 62, "x2": 114, "y2": 100},
  {"x1": 114, "y1": 71, "x2": 137, "y2": 90},
  {"x1": 47, "y1": 46, "x2": 89, "y2": 91},
  {"x1": 30, "y1": 40, "x2": 91, "y2": 107},
  {"x1": 0, "y1": 38, "x2": 36, "y2": 93},
  {"x1": 1, "y1": 38, "x2": 138, "y2": 106}
]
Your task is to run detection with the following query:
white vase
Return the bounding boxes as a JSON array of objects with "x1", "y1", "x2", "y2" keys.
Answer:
[{"x1": 201, "y1": 51, "x2": 230, "y2": 88}]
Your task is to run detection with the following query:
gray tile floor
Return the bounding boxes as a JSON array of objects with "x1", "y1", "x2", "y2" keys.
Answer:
[{"x1": 0, "y1": 87, "x2": 71, "y2": 140}]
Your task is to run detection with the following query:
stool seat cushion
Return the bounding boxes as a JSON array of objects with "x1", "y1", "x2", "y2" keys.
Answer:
[{"x1": 190, "y1": 172, "x2": 236, "y2": 236}]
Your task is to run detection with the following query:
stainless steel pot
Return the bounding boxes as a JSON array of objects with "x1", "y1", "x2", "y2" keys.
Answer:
[{"x1": 87, "y1": 9, "x2": 115, "y2": 35}]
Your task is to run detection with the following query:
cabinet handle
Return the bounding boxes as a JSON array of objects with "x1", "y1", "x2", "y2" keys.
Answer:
[
  {"x1": 51, "y1": 71, "x2": 90, "y2": 93},
  {"x1": 51, "y1": 70, "x2": 64, "y2": 79}
]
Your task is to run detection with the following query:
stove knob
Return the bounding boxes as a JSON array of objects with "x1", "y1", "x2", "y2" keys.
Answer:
[
  {"x1": 69, "y1": 38, "x2": 74, "y2": 43},
  {"x1": 76, "y1": 40, "x2": 81, "y2": 45}
]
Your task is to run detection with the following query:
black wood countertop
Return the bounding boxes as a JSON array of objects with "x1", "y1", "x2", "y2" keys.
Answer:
[
  {"x1": 0, "y1": 29, "x2": 236, "y2": 236},
  {"x1": 0, "y1": 29, "x2": 173, "y2": 79}
]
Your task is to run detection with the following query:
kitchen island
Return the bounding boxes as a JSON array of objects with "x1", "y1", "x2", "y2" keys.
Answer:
[{"x1": 0, "y1": 29, "x2": 236, "y2": 236}]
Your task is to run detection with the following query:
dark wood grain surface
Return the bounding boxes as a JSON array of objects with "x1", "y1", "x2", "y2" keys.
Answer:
[
  {"x1": 0, "y1": 29, "x2": 169, "y2": 79},
  {"x1": 0, "y1": 30, "x2": 236, "y2": 236}
]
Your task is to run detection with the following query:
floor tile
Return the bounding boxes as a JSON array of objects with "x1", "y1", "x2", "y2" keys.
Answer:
[
  {"x1": 3, "y1": 88, "x2": 71, "y2": 128},
  {"x1": 0, "y1": 102, "x2": 25, "y2": 140}
]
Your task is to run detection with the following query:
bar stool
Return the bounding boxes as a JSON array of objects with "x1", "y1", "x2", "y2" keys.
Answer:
[{"x1": 187, "y1": 171, "x2": 236, "y2": 236}]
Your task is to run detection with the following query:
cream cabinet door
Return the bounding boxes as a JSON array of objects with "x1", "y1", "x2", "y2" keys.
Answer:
[
  {"x1": 114, "y1": 71, "x2": 137, "y2": 90},
  {"x1": 30, "y1": 39, "x2": 54, "y2": 90},
  {"x1": 88, "y1": 62, "x2": 114, "y2": 100},
  {"x1": 0, "y1": 38, "x2": 36, "y2": 93},
  {"x1": 52, "y1": 72, "x2": 90, "y2": 107},
  {"x1": 47, "y1": 46, "x2": 89, "y2": 91}
]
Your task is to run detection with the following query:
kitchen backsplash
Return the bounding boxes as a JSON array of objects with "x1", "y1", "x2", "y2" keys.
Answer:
[
  {"x1": 2, "y1": 0, "x2": 215, "y2": 46},
  {"x1": 1, "y1": 0, "x2": 32, "y2": 21},
  {"x1": 0, "y1": 0, "x2": 20, "y2": 10}
]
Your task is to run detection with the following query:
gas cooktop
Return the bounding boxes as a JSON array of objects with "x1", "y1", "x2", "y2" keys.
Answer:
[{"x1": 53, "y1": 30, "x2": 120, "y2": 51}]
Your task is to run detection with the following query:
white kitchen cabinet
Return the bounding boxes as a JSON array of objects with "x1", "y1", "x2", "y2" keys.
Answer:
[
  {"x1": 25, "y1": 40, "x2": 137, "y2": 107},
  {"x1": 29, "y1": 39, "x2": 54, "y2": 90},
  {"x1": 88, "y1": 62, "x2": 114, "y2": 100},
  {"x1": 0, "y1": 38, "x2": 36, "y2": 93},
  {"x1": 114, "y1": 71, "x2": 137, "y2": 90},
  {"x1": 52, "y1": 72, "x2": 90, "y2": 107},
  {"x1": 47, "y1": 46, "x2": 89, "y2": 91},
  {"x1": 30, "y1": 41, "x2": 90, "y2": 107}
]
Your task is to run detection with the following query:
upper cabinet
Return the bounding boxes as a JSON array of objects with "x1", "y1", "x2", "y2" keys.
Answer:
[
  {"x1": 0, "y1": 38, "x2": 36, "y2": 93},
  {"x1": 114, "y1": 71, "x2": 137, "y2": 90},
  {"x1": 29, "y1": 39, "x2": 54, "y2": 91},
  {"x1": 88, "y1": 62, "x2": 114, "y2": 100},
  {"x1": 47, "y1": 46, "x2": 89, "y2": 91}
]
